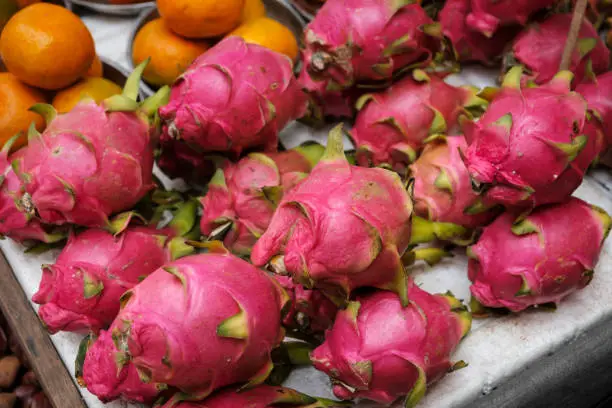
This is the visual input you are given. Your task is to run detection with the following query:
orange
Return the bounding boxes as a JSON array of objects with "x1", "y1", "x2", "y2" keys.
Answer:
[
  {"x1": 0, "y1": 72, "x2": 46, "y2": 150},
  {"x1": 157, "y1": 0, "x2": 245, "y2": 38},
  {"x1": 0, "y1": 3, "x2": 95, "y2": 90},
  {"x1": 52, "y1": 77, "x2": 122, "y2": 113},
  {"x1": 241, "y1": 0, "x2": 265, "y2": 23},
  {"x1": 15, "y1": 0, "x2": 41, "y2": 7},
  {"x1": 84, "y1": 55, "x2": 103, "y2": 78},
  {"x1": 132, "y1": 18, "x2": 209, "y2": 86},
  {"x1": 229, "y1": 17, "x2": 299, "y2": 61}
]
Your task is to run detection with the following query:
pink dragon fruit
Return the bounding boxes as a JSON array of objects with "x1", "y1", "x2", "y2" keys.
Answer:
[
  {"x1": 81, "y1": 247, "x2": 288, "y2": 405},
  {"x1": 32, "y1": 202, "x2": 198, "y2": 334},
  {"x1": 200, "y1": 143, "x2": 325, "y2": 255},
  {"x1": 251, "y1": 125, "x2": 414, "y2": 305},
  {"x1": 0, "y1": 137, "x2": 65, "y2": 244},
  {"x1": 13, "y1": 61, "x2": 166, "y2": 228},
  {"x1": 159, "y1": 37, "x2": 306, "y2": 160},
  {"x1": 301, "y1": 0, "x2": 440, "y2": 91},
  {"x1": 504, "y1": 14, "x2": 610, "y2": 85},
  {"x1": 576, "y1": 71, "x2": 612, "y2": 145},
  {"x1": 350, "y1": 69, "x2": 487, "y2": 173},
  {"x1": 274, "y1": 275, "x2": 338, "y2": 339},
  {"x1": 440, "y1": 0, "x2": 519, "y2": 65},
  {"x1": 409, "y1": 135, "x2": 498, "y2": 229},
  {"x1": 156, "y1": 385, "x2": 344, "y2": 407},
  {"x1": 311, "y1": 279, "x2": 471, "y2": 406},
  {"x1": 76, "y1": 333, "x2": 162, "y2": 404},
  {"x1": 465, "y1": 0, "x2": 556, "y2": 37},
  {"x1": 157, "y1": 132, "x2": 217, "y2": 183},
  {"x1": 464, "y1": 67, "x2": 600, "y2": 209},
  {"x1": 468, "y1": 197, "x2": 611, "y2": 312}
]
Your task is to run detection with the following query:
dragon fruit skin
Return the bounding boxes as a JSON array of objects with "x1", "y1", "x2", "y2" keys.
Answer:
[
  {"x1": 159, "y1": 37, "x2": 307, "y2": 159},
  {"x1": 200, "y1": 144, "x2": 324, "y2": 255},
  {"x1": 409, "y1": 135, "x2": 497, "y2": 229},
  {"x1": 32, "y1": 227, "x2": 180, "y2": 334},
  {"x1": 440, "y1": 0, "x2": 519, "y2": 65},
  {"x1": 464, "y1": 67, "x2": 598, "y2": 209},
  {"x1": 274, "y1": 275, "x2": 338, "y2": 337},
  {"x1": 576, "y1": 71, "x2": 612, "y2": 145},
  {"x1": 157, "y1": 385, "x2": 342, "y2": 407},
  {"x1": 0, "y1": 142, "x2": 65, "y2": 244},
  {"x1": 351, "y1": 70, "x2": 486, "y2": 172},
  {"x1": 506, "y1": 14, "x2": 610, "y2": 85},
  {"x1": 466, "y1": 0, "x2": 556, "y2": 37},
  {"x1": 251, "y1": 126, "x2": 414, "y2": 306},
  {"x1": 82, "y1": 250, "x2": 288, "y2": 405},
  {"x1": 80, "y1": 331, "x2": 161, "y2": 404},
  {"x1": 468, "y1": 198, "x2": 612, "y2": 312},
  {"x1": 311, "y1": 280, "x2": 471, "y2": 406},
  {"x1": 157, "y1": 132, "x2": 217, "y2": 184},
  {"x1": 302, "y1": 0, "x2": 439, "y2": 90}
]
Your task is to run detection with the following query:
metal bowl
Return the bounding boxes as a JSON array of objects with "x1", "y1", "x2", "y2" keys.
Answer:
[
  {"x1": 128, "y1": 0, "x2": 306, "y2": 96},
  {"x1": 287, "y1": 0, "x2": 324, "y2": 20},
  {"x1": 67, "y1": 0, "x2": 155, "y2": 16}
]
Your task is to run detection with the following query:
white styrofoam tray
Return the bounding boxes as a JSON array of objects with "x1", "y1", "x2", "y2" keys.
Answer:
[{"x1": 2, "y1": 9, "x2": 612, "y2": 408}]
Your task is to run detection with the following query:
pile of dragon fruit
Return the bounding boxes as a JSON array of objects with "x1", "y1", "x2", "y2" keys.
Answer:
[{"x1": 1, "y1": 0, "x2": 611, "y2": 406}]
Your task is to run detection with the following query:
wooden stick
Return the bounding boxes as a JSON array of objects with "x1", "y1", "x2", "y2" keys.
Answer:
[
  {"x1": 560, "y1": 0, "x2": 589, "y2": 71},
  {"x1": 0, "y1": 252, "x2": 86, "y2": 408}
]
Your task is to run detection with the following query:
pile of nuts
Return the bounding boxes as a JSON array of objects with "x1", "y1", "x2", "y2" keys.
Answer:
[{"x1": 0, "y1": 313, "x2": 51, "y2": 408}]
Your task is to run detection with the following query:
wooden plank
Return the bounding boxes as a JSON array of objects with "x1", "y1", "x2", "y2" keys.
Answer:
[{"x1": 0, "y1": 251, "x2": 86, "y2": 408}]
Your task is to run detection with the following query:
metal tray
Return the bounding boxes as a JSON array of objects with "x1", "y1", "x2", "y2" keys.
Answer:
[
  {"x1": 287, "y1": 0, "x2": 321, "y2": 20},
  {"x1": 67, "y1": 0, "x2": 154, "y2": 16},
  {"x1": 127, "y1": 0, "x2": 306, "y2": 96}
]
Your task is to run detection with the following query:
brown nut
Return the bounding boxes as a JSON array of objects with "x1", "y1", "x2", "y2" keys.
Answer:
[
  {"x1": 0, "y1": 392, "x2": 16, "y2": 408},
  {"x1": 0, "y1": 356, "x2": 20, "y2": 389}
]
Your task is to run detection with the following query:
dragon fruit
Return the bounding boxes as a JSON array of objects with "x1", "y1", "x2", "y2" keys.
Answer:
[
  {"x1": 468, "y1": 197, "x2": 611, "y2": 312},
  {"x1": 159, "y1": 37, "x2": 306, "y2": 160},
  {"x1": 200, "y1": 143, "x2": 325, "y2": 255},
  {"x1": 311, "y1": 279, "x2": 471, "y2": 406},
  {"x1": 12, "y1": 61, "x2": 167, "y2": 228},
  {"x1": 351, "y1": 69, "x2": 487, "y2": 173},
  {"x1": 463, "y1": 67, "x2": 600, "y2": 209},
  {"x1": 251, "y1": 126, "x2": 463, "y2": 306},
  {"x1": 32, "y1": 201, "x2": 198, "y2": 335},
  {"x1": 0, "y1": 137, "x2": 65, "y2": 244},
  {"x1": 157, "y1": 133, "x2": 217, "y2": 184},
  {"x1": 576, "y1": 71, "x2": 612, "y2": 145},
  {"x1": 81, "y1": 247, "x2": 288, "y2": 405},
  {"x1": 274, "y1": 275, "x2": 338, "y2": 339},
  {"x1": 465, "y1": 0, "x2": 556, "y2": 37},
  {"x1": 440, "y1": 0, "x2": 519, "y2": 65},
  {"x1": 503, "y1": 14, "x2": 610, "y2": 85},
  {"x1": 301, "y1": 0, "x2": 440, "y2": 91},
  {"x1": 409, "y1": 135, "x2": 498, "y2": 229},
  {"x1": 156, "y1": 385, "x2": 344, "y2": 407}
]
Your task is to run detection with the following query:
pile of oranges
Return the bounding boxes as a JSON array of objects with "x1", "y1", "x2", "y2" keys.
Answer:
[
  {"x1": 0, "y1": 2, "x2": 123, "y2": 150},
  {"x1": 133, "y1": 0, "x2": 299, "y2": 87}
]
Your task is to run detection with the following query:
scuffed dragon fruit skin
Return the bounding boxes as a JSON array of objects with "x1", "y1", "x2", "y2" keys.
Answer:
[
  {"x1": 465, "y1": 0, "x2": 556, "y2": 37},
  {"x1": 157, "y1": 131, "x2": 217, "y2": 184},
  {"x1": 468, "y1": 198, "x2": 612, "y2": 312},
  {"x1": 301, "y1": 0, "x2": 439, "y2": 90},
  {"x1": 32, "y1": 227, "x2": 176, "y2": 334},
  {"x1": 200, "y1": 144, "x2": 324, "y2": 255},
  {"x1": 157, "y1": 385, "x2": 342, "y2": 407},
  {"x1": 576, "y1": 71, "x2": 612, "y2": 146},
  {"x1": 464, "y1": 67, "x2": 600, "y2": 209},
  {"x1": 351, "y1": 70, "x2": 486, "y2": 172},
  {"x1": 251, "y1": 126, "x2": 413, "y2": 306},
  {"x1": 82, "y1": 250, "x2": 288, "y2": 405},
  {"x1": 159, "y1": 37, "x2": 307, "y2": 159},
  {"x1": 14, "y1": 102, "x2": 155, "y2": 227},
  {"x1": 80, "y1": 331, "x2": 162, "y2": 404},
  {"x1": 505, "y1": 14, "x2": 610, "y2": 85},
  {"x1": 409, "y1": 135, "x2": 497, "y2": 229},
  {"x1": 275, "y1": 275, "x2": 338, "y2": 337},
  {"x1": 311, "y1": 279, "x2": 471, "y2": 407},
  {"x1": 440, "y1": 0, "x2": 519, "y2": 65},
  {"x1": 0, "y1": 142, "x2": 65, "y2": 244}
]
